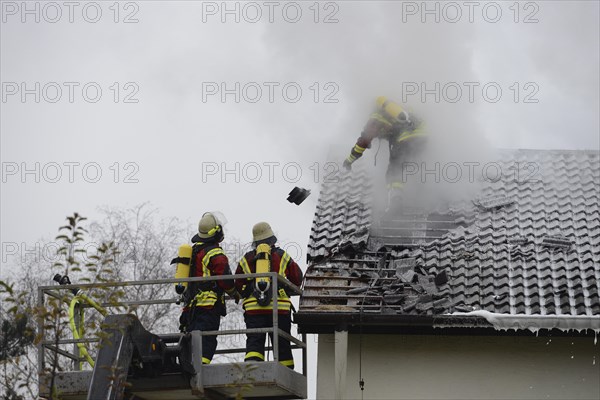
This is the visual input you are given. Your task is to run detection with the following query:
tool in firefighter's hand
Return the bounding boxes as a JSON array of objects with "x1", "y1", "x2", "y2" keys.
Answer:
[
  {"x1": 287, "y1": 187, "x2": 311, "y2": 205},
  {"x1": 254, "y1": 243, "x2": 273, "y2": 306}
]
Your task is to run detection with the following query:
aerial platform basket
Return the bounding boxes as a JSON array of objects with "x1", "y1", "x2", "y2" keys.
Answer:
[{"x1": 37, "y1": 273, "x2": 307, "y2": 400}]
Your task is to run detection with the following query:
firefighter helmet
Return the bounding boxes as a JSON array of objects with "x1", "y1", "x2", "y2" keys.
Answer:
[
  {"x1": 198, "y1": 213, "x2": 220, "y2": 238},
  {"x1": 195, "y1": 211, "x2": 227, "y2": 240},
  {"x1": 252, "y1": 222, "x2": 275, "y2": 242}
]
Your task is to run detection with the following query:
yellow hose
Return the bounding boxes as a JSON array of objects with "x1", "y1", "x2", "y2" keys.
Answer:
[
  {"x1": 68, "y1": 294, "x2": 107, "y2": 368},
  {"x1": 77, "y1": 293, "x2": 107, "y2": 317}
]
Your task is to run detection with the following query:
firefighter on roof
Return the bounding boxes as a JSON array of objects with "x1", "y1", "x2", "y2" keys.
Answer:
[
  {"x1": 235, "y1": 222, "x2": 303, "y2": 369},
  {"x1": 343, "y1": 96, "x2": 428, "y2": 188},
  {"x1": 174, "y1": 212, "x2": 239, "y2": 365}
]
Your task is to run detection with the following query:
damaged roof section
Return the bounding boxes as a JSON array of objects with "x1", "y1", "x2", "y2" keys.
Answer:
[
  {"x1": 301, "y1": 254, "x2": 455, "y2": 315},
  {"x1": 299, "y1": 149, "x2": 600, "y2": 330},
  {"x1": 369, "y1": 205, "x2": 476, "y2": 249}
]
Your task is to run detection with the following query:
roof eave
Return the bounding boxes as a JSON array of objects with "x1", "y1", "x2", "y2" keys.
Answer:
[
  {"x1": 295, "y1": 312, "x2": 492, "y2": 334},
  {"x1": 296, "y1": 312, "x2": 600, "y2": 336}
]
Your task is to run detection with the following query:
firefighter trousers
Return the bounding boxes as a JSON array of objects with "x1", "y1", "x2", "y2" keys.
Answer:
[
  {"x1": 243, "y1": 313, "x2": 294, "y2": 369},
  {"x1": 187, "y1": 307, "x2": 220, "y2": 364}
]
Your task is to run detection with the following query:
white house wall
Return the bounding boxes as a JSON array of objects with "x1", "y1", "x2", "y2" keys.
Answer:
[{"x1": 316, "y1": 333, "x2": 600, "y2": 400}]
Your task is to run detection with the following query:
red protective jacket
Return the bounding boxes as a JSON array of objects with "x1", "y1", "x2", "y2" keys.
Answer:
[
  {"x1": 356, "y1": 114, "x2": 395, "y2": 149},
  {"x1": 235, "y1": 247, "x2": 303, "y2": 315},
  {"x1": 186, "y1": 243, "x2": 235, "y2": 310}
]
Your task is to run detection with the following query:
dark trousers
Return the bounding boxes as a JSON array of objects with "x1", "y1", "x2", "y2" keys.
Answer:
[
  {"x1": 244, "y1": 313, "x2": 294, "y2": 368},
  {"x1": 187, "y1": 307, "x2": 220, "y2": 364},
  {"x1": 387, "y1": 136, "x2": 428, "y2": 186}
]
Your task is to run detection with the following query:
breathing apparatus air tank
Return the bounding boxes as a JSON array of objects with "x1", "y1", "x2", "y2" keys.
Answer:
[
  {"x1": 174, "y1": 243, "x2": 193, "y2": 295},
  {"x1": 254, "y1": 243, "x2": 272, "y2": 306},
  {"x1": 376, "y1": 96, "x2": 410, "y2": 122}
]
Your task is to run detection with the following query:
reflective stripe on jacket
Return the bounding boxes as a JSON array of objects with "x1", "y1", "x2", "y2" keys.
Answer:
[
  {"x1": 395, "y1": 123, "x2": 427, "y2": 143},
  {"x1": 237, "y1": 249, "x2": 296, "y2": 314},
  {"x1": 191, "y1": 246, "x2": 227, "y2": 308}
]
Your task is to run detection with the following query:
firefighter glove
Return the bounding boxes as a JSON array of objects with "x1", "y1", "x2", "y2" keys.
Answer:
[
  {"x1": 227, "y1": 288, "x2": 241, "y2": 304},
  {"x1": 343, "y1": 158, "x2": 353, "y2": 171}
]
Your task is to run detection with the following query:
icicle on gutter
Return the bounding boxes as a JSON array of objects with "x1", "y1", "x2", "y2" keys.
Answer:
[{"x1": 444, "y1": 310, "x2": 600, "y2": 338}]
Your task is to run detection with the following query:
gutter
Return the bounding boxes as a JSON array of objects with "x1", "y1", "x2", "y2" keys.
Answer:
[
  {"x1": 296, "y1": 311, "x2": 600, "y2": 336},
  {"x1": 443, "y1": 311, "x2": 600, "y2": 334}
]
